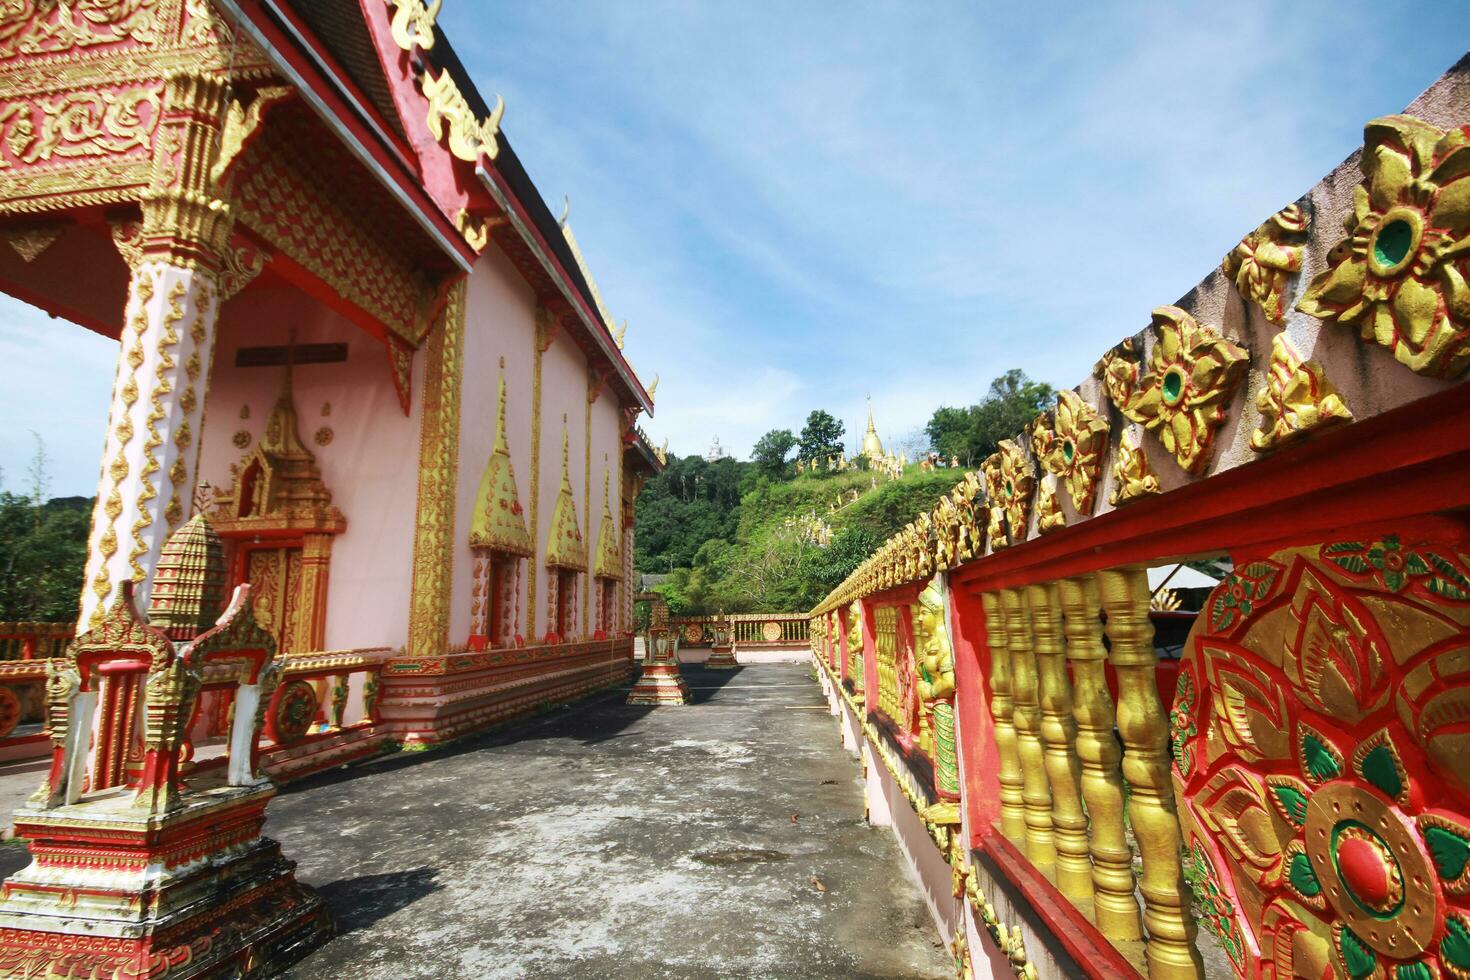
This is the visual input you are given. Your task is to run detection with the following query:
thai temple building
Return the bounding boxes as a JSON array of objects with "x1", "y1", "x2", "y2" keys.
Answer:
[{"x1": 0, "y1": 2, "x2": 662, "y2": 974}]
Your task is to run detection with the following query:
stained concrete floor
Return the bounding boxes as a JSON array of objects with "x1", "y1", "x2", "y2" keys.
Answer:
[{"x1": 260, "y1": 662, "x2": 950, "y2": 979}]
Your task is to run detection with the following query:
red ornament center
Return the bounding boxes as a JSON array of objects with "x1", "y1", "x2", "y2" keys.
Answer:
[{"x1": 1338, "y1": 835, "x2": 1393, "y2": 908}]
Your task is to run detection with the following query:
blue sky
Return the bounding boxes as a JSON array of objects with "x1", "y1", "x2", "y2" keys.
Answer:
[{"x1": 2, "y1": 3, "x2": 1466, "y2": 496}]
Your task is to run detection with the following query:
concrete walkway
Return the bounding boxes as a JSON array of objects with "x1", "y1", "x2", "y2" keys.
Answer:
[{"x1": 246, "y1": 662, "x2": 953, "y2": 978}]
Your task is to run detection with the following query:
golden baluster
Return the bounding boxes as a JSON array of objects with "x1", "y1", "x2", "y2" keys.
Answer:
[
  {"x1": 1025, "y1": 581, "x2": 1093, "y2": 900},
  {"x1": 1059, "y1": 575, "x2": 1143, "y2": 939},
  {"x1": 1001, "y1": 588, "x2": 1054, "y2": 866},
  {"x1": 981, "y1": 592, "x2": 1026, "y2": 841},
  {"x1": 1097, "y1": 568, "x2": 1203, "y2": 980}
]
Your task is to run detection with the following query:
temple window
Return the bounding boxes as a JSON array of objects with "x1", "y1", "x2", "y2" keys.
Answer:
[
  {"x1": 592, "y1": 467, "x2": 623, "y2": 638},
  {"x1": 545, "y1": 424, "x2": 587, "y2": 644},
  {"x1": 468, "y1": 370, "x2": 532, "y2": 649}
]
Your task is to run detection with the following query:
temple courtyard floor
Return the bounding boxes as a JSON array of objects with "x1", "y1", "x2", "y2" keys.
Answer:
[{"x1": 0, "y1": 662, "x2": 951, "y2": 979}]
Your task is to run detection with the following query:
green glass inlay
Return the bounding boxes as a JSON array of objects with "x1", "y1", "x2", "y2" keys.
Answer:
[
  {"x1": 1425, "y1": 824, "x2": 1470, "y2": 881},
  {"x1": 1443, "y1": 918, "x2": 1470, "y2": 969},
  {"x1": 1339, "y1": 928, "x2": 1377, "y2": 980},
  {"x1": 1162, "y1": 368, "x2": 1184, "y2": 404},
  {"x1": 1061, "y1": 440, "x2": 1075, "y2": 464},
  {"x1": 1273, "y1": 784, "x2": 1309, "y2": 826},
  {"x1": 1288, "y1": 852, "x2": 1321, "y2": 897},
  {"x1": 1373, "y1": 218, "x2": 1414, "y2": 269},
  {"x1": 1361, "y1": 744, "x2": 1403, "y2": 799},
  {"x1": 1396, "y1": 962, "x2": 1432, "y2": 980},
  {"x1": 1303, "y1": 735, "x2": 1341, "y2": 781}
]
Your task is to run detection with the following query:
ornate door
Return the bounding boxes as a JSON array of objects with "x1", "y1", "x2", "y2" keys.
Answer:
[{"x1": 243, "y1": 545, "x2": 304, "y2": 654}]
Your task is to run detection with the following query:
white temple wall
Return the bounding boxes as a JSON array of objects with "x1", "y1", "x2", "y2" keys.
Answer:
[{"x1": 199, "y1": 285, "x2": 422, "y2": 651}]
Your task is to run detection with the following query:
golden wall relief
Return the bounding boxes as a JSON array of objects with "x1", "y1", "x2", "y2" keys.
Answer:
[
  {"x1": 244, "y1": 545, "x2": 302, "y2": 655},
  {"x1": 0, "y1": 0, "x2": 160, "y2": 60},
  {"x1": 0, "y1": 0, "x2": 273, "y2": 215},
  {"x1": 1173, "y1": 529, "x2": 1470, "y2": 980}
]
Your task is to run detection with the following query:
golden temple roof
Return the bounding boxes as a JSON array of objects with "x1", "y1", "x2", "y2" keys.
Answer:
[{"x1": 469, "y1": 371, "x2": 532, "y2": 557}]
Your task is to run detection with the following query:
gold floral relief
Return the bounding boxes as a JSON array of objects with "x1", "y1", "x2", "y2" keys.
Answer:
[
  {"x1": 1297, "y1": 115, "x2": 1470, "y2": 378},
  {"x1": 1109, "y1": 428, "x2": 1160, "y2": 506},
  {"x1": 1251, "y1": 334, "x2": 1353, "y2": 452},
  {"x1": 1223, "y1": 203, "x2": 1309, "y2": 324},
  {"x1": 1121, "y1": 306, "x2": 1249, "y2": 474},
  {"x1": 1051, "y1": 390, "x2": 1108, "y2": 515}
]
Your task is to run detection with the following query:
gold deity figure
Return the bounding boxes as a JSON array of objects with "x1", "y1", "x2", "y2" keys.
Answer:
[
  {"x1": 915, "y1": 580, "x2": 960, "y2": 805},
  {"x1": 846, "y1": 604, "x2": 865, "y2": 694}
]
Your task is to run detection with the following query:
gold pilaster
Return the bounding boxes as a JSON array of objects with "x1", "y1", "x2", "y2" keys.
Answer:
[
  {"x1": 1097, "y1": 568, "x2": 1203, "y2": 980},
  {"x1": 981, "y1": 591, "x2": 1026, "y2": 841},
  {"x1": 1001, "y1": 588, "x2": 1054, "y2": 866},
  {"x1": 583, "y1": 374, "x2": 594, "y2": 636},
  {"x1": 405, "y1": 281, "x2": 466, "y2": 658},
  {"x1": 527, "y1": 308, "x2": 553, "y2": 640},
  {"x1": 1025, "y1": 581, "x2": 1092, "y2": 900},
  {"x1": 1059, "y1": 575, "x2": 1143, "y2": 939}
]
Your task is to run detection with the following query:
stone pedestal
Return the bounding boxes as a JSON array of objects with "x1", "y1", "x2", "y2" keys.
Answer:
[
  {"x1": 628, "y1": 627, "x2": 688, "y2": 705},
  {"x1": 706, "y1": 618, "x2": 738, "y2": 669},
  {"x1": 0, "y1": 518, "x2": 331, "y2": 979},
  {"x1": 0, "y1": 785, "x2": 330, "y2": 978}
]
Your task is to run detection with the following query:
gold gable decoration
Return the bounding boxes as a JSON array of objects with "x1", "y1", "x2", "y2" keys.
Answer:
[
  {"x1": 211, "y1": 363, "x2": 345, "y2": 535},
  {"x1": 469, "y1": 371, "x2": 532, "y2": 556},
  {"x1": 593, "y1": 468, "x2": 621, "y2": 580},
  {"x1": 545, "y1": 425, "x2": 585, "y2": 570}
]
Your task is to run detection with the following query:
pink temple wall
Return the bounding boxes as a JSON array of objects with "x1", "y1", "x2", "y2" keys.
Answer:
[
  {"x1": 537, "y1": 333, "x2": 589, "y2": 640},
  {"x1": 198, "y1": 283, "x2": 422, "y2": 651},
  {"x1": 587, "y1": 388, "x2": 623, "y2": 631},
  {"x1": 450, "y1": 247, "x2": 537, "y2": 646}
]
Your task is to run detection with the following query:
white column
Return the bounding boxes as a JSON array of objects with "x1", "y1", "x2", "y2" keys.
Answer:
[{"x1": 80, "y1": 260, "x2": 219, "y2": 627}]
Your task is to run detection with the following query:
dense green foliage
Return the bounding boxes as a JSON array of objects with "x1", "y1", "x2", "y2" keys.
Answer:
[
  {"x1": 925, "y1": 369, "x2": 1055, "y2": 469},
  {"x1": 0, "y1": 493, "x2": 90, "y2": 622}
]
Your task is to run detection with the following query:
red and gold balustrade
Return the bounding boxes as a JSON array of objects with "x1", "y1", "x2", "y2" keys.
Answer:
[
  {"x1": 669, "y1": 613, "x2": 811, "y2": 649},
  {"x1": 807, "y1": 90, "x2": 1470, "y2": 980}
]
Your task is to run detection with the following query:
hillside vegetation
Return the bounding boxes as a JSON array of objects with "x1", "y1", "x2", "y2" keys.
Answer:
[{"x1": 634, "y1": 457, "x2": 965, "y2": 614}]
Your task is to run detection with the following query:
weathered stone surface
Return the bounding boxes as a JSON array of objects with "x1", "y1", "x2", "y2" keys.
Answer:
[{"x1": 0, "y1": 664, "x2": 948, "y2": 978}]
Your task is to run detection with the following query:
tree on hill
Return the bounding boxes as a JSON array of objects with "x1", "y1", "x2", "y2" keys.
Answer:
[
  {"x1": 926, "y1": 369, "x2": 1055, "y2": 467},
  {"x1": 797, "y1": 410, "x2": 845, "y2": 462},
  {"x1": 751, "y1": 428, "x2": 797, "y2": 473}
]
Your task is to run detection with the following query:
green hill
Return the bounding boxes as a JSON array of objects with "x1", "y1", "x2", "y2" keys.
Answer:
[{"x1": 634, "y1": 458, "x2": 965, "y2": 614}]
